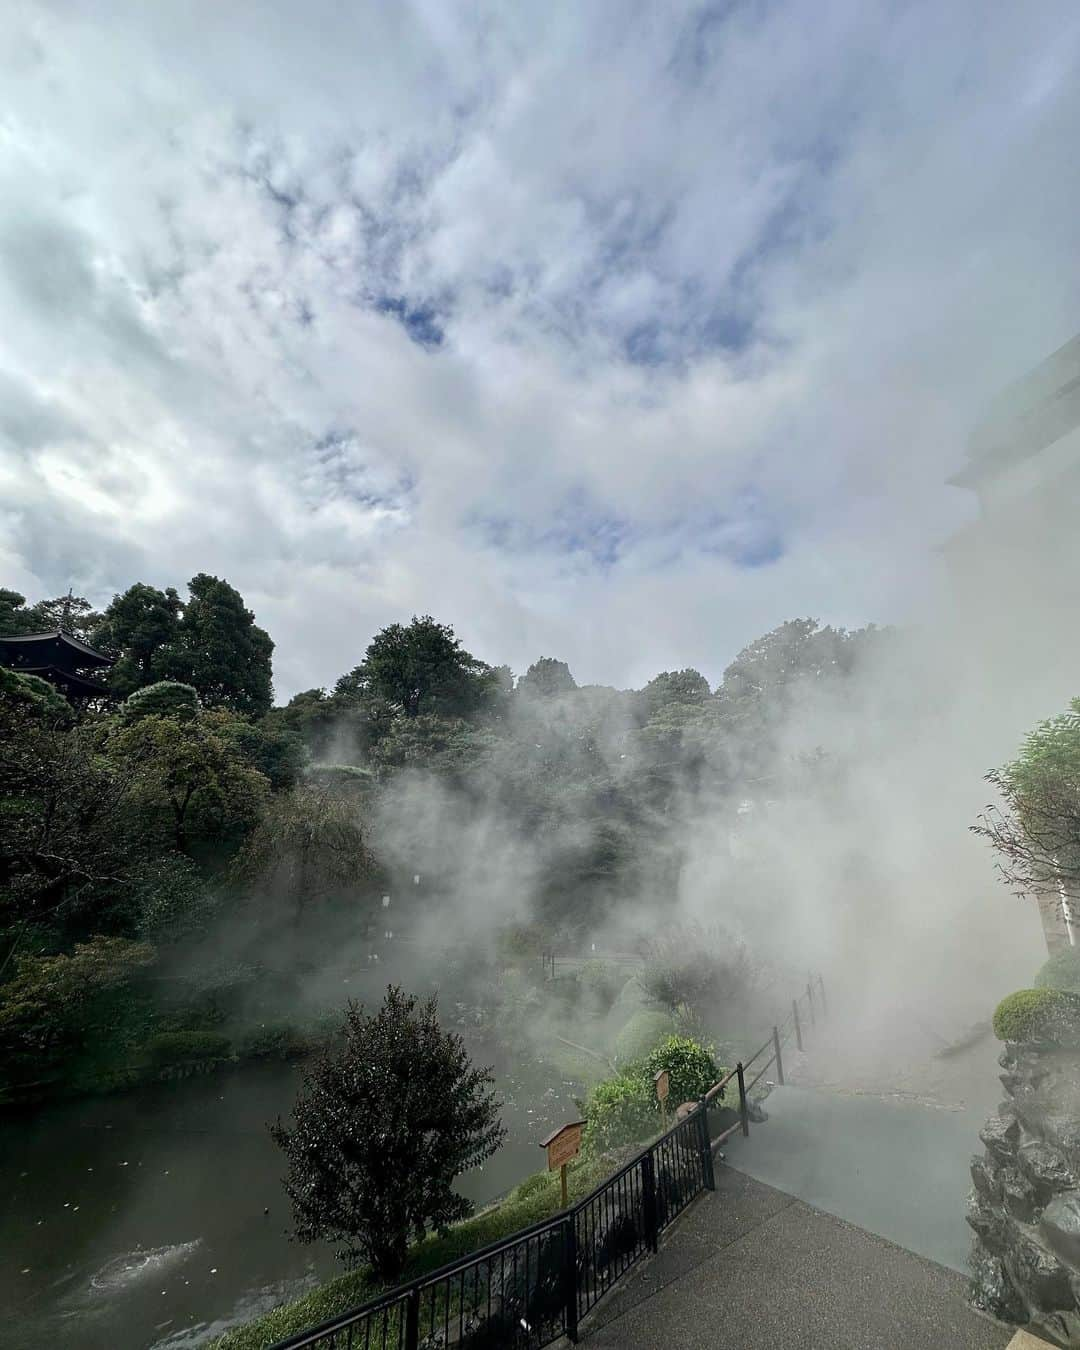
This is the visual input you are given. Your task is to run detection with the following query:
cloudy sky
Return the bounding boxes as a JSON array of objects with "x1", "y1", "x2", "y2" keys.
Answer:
[{"x1": 2, "y1": 1, "x2": 1079, "y2": 698}]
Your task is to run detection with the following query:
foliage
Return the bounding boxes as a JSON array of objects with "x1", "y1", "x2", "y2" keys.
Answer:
[
  {"x1": 518, "y1": 657, "x2": 577, "y2": 698},
  {"x1": 582, "y1": 1070, "x2": 656, "y2": 1153},
  {"x1": 992, "y1": 988, "x2": 1080, "y2": 1044},
  {"x1": 0, "y1": 588, "x2": 37, "y2": 635},
  {"x1": 122, "y1": 680, "x2": 200, "y2": 723},
  {"x1": 107, "y1": 711, "x2": 270, "y2": 855},
  {"x1": 974, "y1": 698, "x2": 1080, "y2": 901},
  {"x1": 640, "y1": 668, "x2": 711, "y2": 715},
  {"x1": 271, "y1": 987, "x2": 506, "y2": 1282},
  {"x1": 0, "y1": 666, "x2": 73, "y2": 722},
  {"x1": 144, "y1": 1030, "x2": 232, "y2": 1068},
  {"x1": 613, "y1": 1011, "x2": 674, "y2": 1066},
  {"x1": 639, "y1": 924, "x2": 753, "y2": 1031},
  {"x1": 369, "y1": 713, "x2": 496, "y2": 778},
  {"x1": 219, "y1": 716, "x2": 307, "y2": 791},
  {"x1": 1034, "y1": 948, "x2": 1080, "y2": 995},
  {"x1": 94, "y1": 583, "x2": 183, "y2": 695},
  {"x1": 231, "y1": 786, "x2": 372, "y2": 908},
  {"x1": 0, "y1": 938, "x2": 156, "y2": 1087},
  {"x1": 342, "y1": 616, "x2": 493, "y2": 719},
  {"x1": 644, "y1": 1036, "x2": 721, "y2": 1106},
  {"x1": 169, "y1": 573, "x2": 275, "y2": 717},
  {"x1": 237, "y1": 1022, "x2": 313, "y2": 1060}
]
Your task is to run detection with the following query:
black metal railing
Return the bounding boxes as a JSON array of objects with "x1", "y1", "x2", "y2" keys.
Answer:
[{"x1": 269, "y1": 974, "x2": 827, "y2": 1350}]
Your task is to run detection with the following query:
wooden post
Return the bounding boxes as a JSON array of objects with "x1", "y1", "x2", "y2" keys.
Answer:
[
  {"x1": 818, "y1": 973, "x2": 828, "y2": 1019},
  {"x1": 560, "y1": 1163, "x2": 568, "y2": 1209},
  {"x1": 807, "y1": 980, "x2": 816, "y2": 1027},
  {"x1": 772, "y1": 1025, "x2": 784, "y2": 1085},
  {"x1": 736, "y1": 1062, "x2": 749, "y2": 1137},
  {"x1": 792, "y1": 999, "x2": 803, "y2": 1052}
]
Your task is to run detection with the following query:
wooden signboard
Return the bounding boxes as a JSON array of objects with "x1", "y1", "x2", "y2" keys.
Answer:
[
  {"x1": 540, "y1": 1120, "x2": 585, "y2": 1208},
  {"x1": 653, "y1": 1070, "x2": 670, "y2": 1103}
]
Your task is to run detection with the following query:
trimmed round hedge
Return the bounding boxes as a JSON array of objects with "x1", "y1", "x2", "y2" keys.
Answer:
[
  {"x1": 644, "y1": 1036, "x2": 721, "y2": 1106},
  {"x1": 1034, "y1": 948, "x2": 1080, "y2": 996},
  {"x1": 992, "y1": 988, "x2": 1080, "y2": 1044},
  {"x1": 613, "y1": 1011, "x2": 674, "y2": 1066}
]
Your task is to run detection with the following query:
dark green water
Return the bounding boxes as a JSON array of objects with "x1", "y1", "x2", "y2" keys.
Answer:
[{"x1": 1, "y1": 1048, "x2": 580, "y2": 1350}]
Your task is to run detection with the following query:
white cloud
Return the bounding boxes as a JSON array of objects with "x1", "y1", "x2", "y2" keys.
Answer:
[{"x1": 1, "y1": 1, "x2": 1079, "y2": 695}]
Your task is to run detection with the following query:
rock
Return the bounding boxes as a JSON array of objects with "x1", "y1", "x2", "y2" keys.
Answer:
[
  {"x1": 969, "y1": 1244, "x2": 1028, "y2": 1323},
  {"x1": 1001, "y1": 1168, "x2": 1038, "y2": 1224},
  {"x1": 1019, "y1": 1141, "x2": 1076, "y2": 1198},
  {"x1": 980, "y1": 1113, "x2": 1021, "y2": 1163},
  {"x1": 1011, "y1": 1231, "x2": 1074, "y2": 1311},
  {"x1": 970, "y1": 1155, "x2": 997, "y2": 1201},
  {"x1": 966, "y1": 1194, "x2": 1009, "y2": 1256},
  {"x1": 1041, "y1": 1192, "x2": 1080, "y2": 1270}
]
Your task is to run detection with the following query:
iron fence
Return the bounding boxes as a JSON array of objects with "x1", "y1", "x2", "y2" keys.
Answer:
[{"x1": 269, "y1": 974, "x2": 826, "y2": 1350}]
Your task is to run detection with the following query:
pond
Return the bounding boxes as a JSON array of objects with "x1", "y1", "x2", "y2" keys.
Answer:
[{"x1": 1, "y1": 1044, "x2": 582, "y2": 1350}]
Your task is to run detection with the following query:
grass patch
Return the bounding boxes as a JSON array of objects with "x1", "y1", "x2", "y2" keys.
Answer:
[{"x1": 210, "y1": 1157, "x2": 609, "y2": 1350}]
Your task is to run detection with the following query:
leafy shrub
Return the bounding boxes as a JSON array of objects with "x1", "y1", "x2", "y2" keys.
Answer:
[
  {"x1": 613, "y1": 1011, "x2": 674, "y2": 1066},
  {"x1": 1034, "y1": 949, "x2": 1080, "y2": 995},
  {"x1": 644, "y1": 1036, "x2": 722, "y2": 1106},
  {"x1": 122, "y1": 680, "x2": 200, "y2": 723},
  {"x1": 239, "y1": 1023, "x2": 309, "y2": 1060},
  {"x1": 992, "y1": 988, "x2": 1080, "y2": 1044},
  {"x1": 582, "y1": 1071, "x2": 656, "y2": 1153},
  {"x1": 577, "y1": 961, "x2": 623, "y2": 1016},
  {"x1": 512, "y1": 1170, "x2": 555, "y2": 1201},
  {"x1": 145, "y1": 1030, "x2": 232, "y2": 1068}
]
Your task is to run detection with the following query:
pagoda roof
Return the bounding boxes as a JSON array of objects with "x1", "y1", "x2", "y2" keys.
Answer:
[{"x1": 0, "y1": 630, "x2": 113, "y2": 667}]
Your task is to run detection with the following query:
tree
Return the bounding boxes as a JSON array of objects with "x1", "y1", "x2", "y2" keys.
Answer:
[
  {"x1": 27, "y1": 593, "x2": 103, "y2": 642},
  {"x1": 0, "y1": 589, "x2": 38, "y2": 636},
  {"x1": 518, "y1": 657, "x2": 577, "y2": 698},
  {"x1": 94, "y1": 583, "x2": 182, "y2": 695},
  {"x1": 974, "y1": 698, "x2": 1080, "y2": 916},
  {"x1": 343, "y1": 616, "x2": 492, "y2": 719},
  {"x1": 232, "y1": 786, "x2": 373, "y2": 909},
  {"x1": 169, "y1": 574, "x2": 274, "y2": 717},
  {"x1": 107, "y1": 711, "x2": 270, "y2": 856},
  {"x1": 272, "y1": 987, "x2": 505, "y2": 1281},
  {"x1": 121, "y1": 680, "x2": 200, "y2": 724},
  {"x1": 640, "y1": 668, "x2": 710, "y2": 715}
]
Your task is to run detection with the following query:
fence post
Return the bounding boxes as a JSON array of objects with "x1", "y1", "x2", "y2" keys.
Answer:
[
  {"x1": 641, "y1": 1150, "x2": 659, "y2": 1252},
  {"x1": 699, "y1": 1102, "x2": 716, "y2": 1190},
  {"x1": 563, "y1": 1213, "x2": 579, "y2": 1343},
  {"x1": 736, "y1": 1062, "x2": 750, "y2": 1137},
  {"x1": 792, "y1": 999, "x2": 803, "y2": 1052},
  {"x1": 772, "y1": 1025, "x2": 784, "y2": 1086},
  {"x1": 818, "y1": 973, "x2": 828, "y2": 1019},
  {"x1": 807, "y1": 979, "x2": 816, "y2": 1028},
  {"x1": 404, "y1": 1286, "x2": 420, "y2": 1350}
]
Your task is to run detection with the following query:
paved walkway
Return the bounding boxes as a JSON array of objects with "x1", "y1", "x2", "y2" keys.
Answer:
[{"x1": 582, "y1": 1166, "x2": 1019, "y2": 1350}]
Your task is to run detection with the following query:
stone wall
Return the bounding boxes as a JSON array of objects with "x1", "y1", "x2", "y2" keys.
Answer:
[{"x1": 969, "y1": 1039, "x2": 1080, "y2": 1344}]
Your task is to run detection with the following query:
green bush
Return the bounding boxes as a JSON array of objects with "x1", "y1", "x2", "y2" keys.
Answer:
[
  {"x1": 582, "y1": 1071, "x2": 656, "y2": 1153},
  {"x1": 512, "y1": 1170, "x2": 555, "y2": 1201},
  {"x1": 577, "y1": 961, "x2": 623, "y2": 1014},
  {"x1": 1034, "y1": 949, "x2": 1080, "y2": 995},
  {"x1": 122, "y1": 680, "x2": 200, "y2": 723},
  {"x1": 992, "y1": 988, "x2": 1080, "y2": 1044},
  {"x1": 144, "y1": 1030, "x2": 231, "y2": 1068},
  {"x1": 644, "y1": 1036, "x2": 721, "y2": 1106},
  {"x1": 238, "y1": 1023, "x2": 309, "y2": 1060},
  {"x1": 613, "y1": 1011, "x2": 674, "y2": 1066}
]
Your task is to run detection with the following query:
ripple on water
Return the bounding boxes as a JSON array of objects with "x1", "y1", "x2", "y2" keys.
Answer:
[{"x1": 90, "y1": 1240, "x2": 203, "y2": 1294}]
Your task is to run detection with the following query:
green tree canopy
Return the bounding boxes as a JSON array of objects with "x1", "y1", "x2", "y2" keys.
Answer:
[
  {"x1": 121, "y1": 680, "x2": 200, "y2": 724},
  {"x1": 169, "y1": 574, "x2": 274, "y2": 717},
  {"x1": 27, "y1": 594, "x2": 102, "y2": 643},
  {"x1": 518, "y1": 656, "x2": 577, "y2": 698},
  {"x1": 640, "y1": 668, "x2": 710, "y2": 714},
  {"x1": 0, "y1": 589, "x2": 37, "y2": 636},
  {"x1": 94, "y1": 583, "x2": 183, "y2": 695},
  {"x1": 341, "y1": 616, "x2": 492, "y2": 719}
]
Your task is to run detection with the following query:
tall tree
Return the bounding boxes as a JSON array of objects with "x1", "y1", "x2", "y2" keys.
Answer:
[
  {"x1": 343, "y1": 616, "x2": 491, "y2": 719},
  {"x1": 0, "y1": 589, "x2": 37, "y2": 636},
  {"x1": 640, "y1": 668, "x2": 710, "y2": 715},
  {"x1": 170, "y1": 574, "x2": 274, "y2": 717},
  {"x1": 518, "y1": 657, "x2": 577, "y2": 698},
  {"x1": 28, "y1": 594, "x2": 102, "y2": 642},
  {"x1": 94, "y1": 583, "x2": 183, "y2": 695}
]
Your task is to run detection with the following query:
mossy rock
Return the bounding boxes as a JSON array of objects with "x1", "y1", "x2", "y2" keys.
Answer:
[{"x1": 993, "y1": 988, "x2": 1080, "y2": 1045}]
